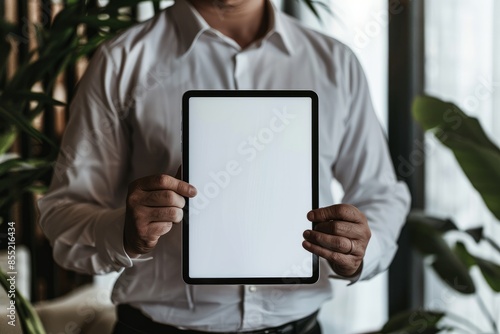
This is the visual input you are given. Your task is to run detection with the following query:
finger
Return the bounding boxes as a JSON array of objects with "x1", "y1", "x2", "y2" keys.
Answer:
[
  {"x1": 302, "y1": 240, "x2": 356, "y2": 268},
  {"x1": 147, "y1": 221, "x2": 174, "y2": 238},
  {"x1": 141, "y1": 190, "x2": 186, "y2": 208},
  {"x1": 307, "y1": 204, "x2": 365, "y2": 224},
  {"x1": 303, "y1": 230, "x2": 354, "y2": 254},
  {"x1": 137, "y1": 174, "x2": 197, "y2": 197},
  {"x1": 314, "y1": 221, "x2": 365, "y2": 239},
  {"x1": 142, "y1": 206, "x2": 184, "y2": 223}
]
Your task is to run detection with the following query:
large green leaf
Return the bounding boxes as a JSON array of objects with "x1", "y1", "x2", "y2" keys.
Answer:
[
  {"x1": 454, "y1": 242, "x2": 500, "y2": 292},
  {"x1": 412, "y1": 96, "x2": 500, "y2": 220},
  {"x1": 408, "y1": 218, "x2": 475, "y2": 294}
]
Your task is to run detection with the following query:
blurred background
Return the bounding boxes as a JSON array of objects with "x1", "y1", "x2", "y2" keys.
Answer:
[{"x1": 0, "y1": 0, "x2": 499, "y2": 333}]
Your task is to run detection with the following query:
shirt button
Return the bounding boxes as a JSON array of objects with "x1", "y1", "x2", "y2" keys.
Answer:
[{"x1": 248, "y1": 286, "x2": 257, "y2": 292}]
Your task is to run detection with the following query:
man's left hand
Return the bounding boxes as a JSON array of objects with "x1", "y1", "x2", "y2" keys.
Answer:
[{"x1": 302, "y1": 204, "x2": 371, "y2": 278}]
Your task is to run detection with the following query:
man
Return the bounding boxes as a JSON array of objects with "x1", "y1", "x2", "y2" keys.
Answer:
[{"x1": 38, "y1": 0, "x2": 411, "y2": 333}]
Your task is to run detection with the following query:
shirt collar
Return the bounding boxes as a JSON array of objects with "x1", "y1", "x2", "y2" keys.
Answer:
[
  {"x1": 168, "y1": 0, "x2": 210, "y2": 56},
  {"x1": 169, "y1": 0, "x2": 294, "y2": 56},
  {"x1": 265, "y1": 1, "x2": 295, "y2": 56}
]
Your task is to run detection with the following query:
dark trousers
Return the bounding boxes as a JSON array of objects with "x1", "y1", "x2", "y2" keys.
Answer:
[{"x1": 113, "y1": 304, "x2": 322, "y2": 334}]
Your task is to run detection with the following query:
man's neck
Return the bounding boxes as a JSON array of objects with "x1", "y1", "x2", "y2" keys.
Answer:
[{"x1": 188, "y1": 0, "x2": 269, "y2": 49}]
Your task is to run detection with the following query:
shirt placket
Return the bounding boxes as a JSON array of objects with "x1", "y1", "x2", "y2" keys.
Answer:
[
  {"x1": 234, "y1": 50, "x2": 254, "y2": 89},
  {"x1": 241, "y1": 285, "x2": 266, "y2": 330}
]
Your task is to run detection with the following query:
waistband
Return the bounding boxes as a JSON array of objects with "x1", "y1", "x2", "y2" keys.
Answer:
[{"x1": 115, "y1": 304, "x2": 319, "y2": 334}]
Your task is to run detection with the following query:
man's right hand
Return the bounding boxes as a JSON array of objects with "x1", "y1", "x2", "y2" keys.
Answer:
[{"x1": 124, "y1": 174, "x2": 197, "y2": 258}]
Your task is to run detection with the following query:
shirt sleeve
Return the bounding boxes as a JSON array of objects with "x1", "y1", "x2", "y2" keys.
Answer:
[
  {"x1": 332, "y1": 48, "x2": 411, "y2": 281},
  {"x1": 37, "y1": 45, "x2": 144, "y2": 275}
]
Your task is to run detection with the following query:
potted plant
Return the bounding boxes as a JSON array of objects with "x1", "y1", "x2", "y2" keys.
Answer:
[{"x1": 374, "y1": 96, "x2": 500, "y2": 333}]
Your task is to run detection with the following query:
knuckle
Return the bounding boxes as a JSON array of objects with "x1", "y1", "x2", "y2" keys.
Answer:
[
  {"x1": 157, "y1": 174, "x2": 166, "y2": 184},
  {"x1": 157, "y1": 174, "x2": 171, "y2": 187},
  {"x1": 164, "y1": 190, "x2": 174, "y2": 203},
  {"x1": 165, "y1": 207, "x2": 176, "y2": 218},
  {"x1": 328, "y1": 252, "x2": 340, "y2": 264},
  {"x1": 336, "y1": 255, "x2": 349, "y2": 267},
  {"x1": 333, "y1": 223, "x2": 350, "y2": 235},
  {"x1": 127, "y1": 191, "x2": 140, "y2": 206},
  {"x1": 153, "y1": 191, "x2": 163, "y2": 202},
  {"x1": 166, "y1": 191, "x2": 183, "y2": 206},
  {"x1": 314, "y1": 232, "x2": 326, "y2": 244},
  {"x1": 176, "y1": 209, "x2": 184, "y2": 222},
  {"x1": 169, "y1": 207, "x2": 183, "y2": 222},
  {"x1": 337, "y1": 204, "x2": 351, "y2": 217},
  {"x1": 319, "y1": 209, "x2": 329, "y2": 221}
]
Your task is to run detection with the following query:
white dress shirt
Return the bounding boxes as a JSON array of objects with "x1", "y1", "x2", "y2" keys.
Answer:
[{"x1": 38, "y1": 0, "x2": 411, "y2": 332}]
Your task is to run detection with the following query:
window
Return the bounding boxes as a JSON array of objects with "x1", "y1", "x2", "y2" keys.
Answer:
[{"x1": 424, "y1": 0, "x2": 500, "y2": 331}]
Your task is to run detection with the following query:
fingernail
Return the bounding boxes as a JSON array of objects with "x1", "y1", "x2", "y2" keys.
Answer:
[
  {"x1": 303, "y1": 230, "x2": 311, "y2": 238},
  {"x1": 307, "y1": 211, "x2": 314, "y2": 221},
  {"x1": 189, "y1": 186, "x2": 197, "y2": 197}
]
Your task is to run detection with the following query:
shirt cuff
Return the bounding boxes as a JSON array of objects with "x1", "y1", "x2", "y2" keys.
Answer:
[
  {"x1": 328, "y1": 262, "x2": 363, "y2": 284},
  {"x1": 94, "y1": 208, "x2": 152, "y2": 271},
  {"x1": 358, "y1": 230, "x2": 382, "y2": 281}
]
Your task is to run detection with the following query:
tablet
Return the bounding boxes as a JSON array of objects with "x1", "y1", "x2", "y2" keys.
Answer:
[{"x1": 182, "y1": 90, "x2": 318, "y2": 285}]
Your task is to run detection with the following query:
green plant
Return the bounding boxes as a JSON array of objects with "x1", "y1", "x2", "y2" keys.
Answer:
[
  {"x1": 376, "y1": 96, "x2": 500, "y2": 334},
  {"x1": 0, "y1": 270, "x2": 45, "y2": 333}
]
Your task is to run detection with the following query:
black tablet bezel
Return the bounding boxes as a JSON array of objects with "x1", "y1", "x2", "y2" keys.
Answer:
[{"x1": 182, "y1": 90, "x2": 319, "y2": 285}]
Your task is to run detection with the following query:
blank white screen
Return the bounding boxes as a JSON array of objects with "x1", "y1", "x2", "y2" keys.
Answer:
[{"x1": 188, "y1": 96, "x2": 313, "y2": 278}]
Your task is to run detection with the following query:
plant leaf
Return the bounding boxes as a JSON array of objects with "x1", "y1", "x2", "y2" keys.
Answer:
[
  {"x1": 407, "y1": 211, "x2": 458, "y2": 233},
  {"x1": 474, "y1": 257, "x2": 500, "y2": 292},
  {"x1": 8, "y1": 91, "x2": 65, "y2": 106},
  {"x1": 465, "y1": 227, "x2": 483, "y2": 243},
  {"x1": 0, "y1": 128, "x2": 17, "y2": 154},
  {"x1": 78, "y1": 16, "x2": 135, "y2": 31},
  {"x1": 412, "y1": 96, "x2": 500, "y2": 221},
  {"x1": 408, "y1": 219, "x2": 476, "y2": 294},
  {"x1": 0, "y1": 106, "x2": 45, "y2": 142},
  {"x1": 0, "y1": 271, "x2": 46, "y2": 334},
  {"x1": 453, "y1": 242, "x2": 475, "y2": 269},
  {"x1": 453, "y1": 242, "x2": 500, "y2": 292},
  {"x1": 0, "y1": 158, "x2": 23, "y2": 174},
  {"x1": 430, "y1": 256, "x2": 475, "y2": 294}
]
